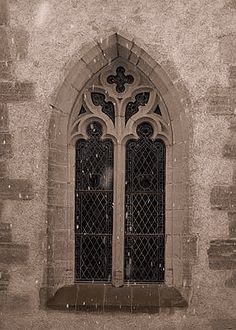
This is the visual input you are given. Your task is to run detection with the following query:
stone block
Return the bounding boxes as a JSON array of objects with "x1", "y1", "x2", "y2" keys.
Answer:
[
  {"x1": 53, "y1": 81, "x2": 78, "y2": 114},
  {"x1": 85, "y1": 52, "x2": 108, "y2": 74},
  {"x1": 81, "y1": 44, "x2": 101, "y2": 65},
  {"x1": 223, "y1": 143, "x2": 236, "y2": 158},
  {"x1": 117, "y1": 34, "x2": 133, "y2": 50},
  {"x1": 210, "y1": 185, "x2": 229, "y2": 209},
  {"x1": 229, "y1": 186, "x2": 236, "y2": 211},
  {"x1": 211, "y1": 319, "x2": 236, "y2": 330},
  {"x1": 0, "y1": 27, "x2": 10, "y2": 61},
  {"x1": 159, "y1": 286, "x2": 188, "y2": 307},
  {"x1": 0, "y1": 160, "x2": 7, "y2": 177},
  {"x1": 48, "y1": 147, "x2": 67, "y2": 165},
  {"x1": 0, "y1": 61, "x2": 12, "y2": 79},
  {"x1": 98, "y1": 34, "x2": 118, "y2": 61},
  {"x1": 4, "y1": 294, "x2": 30, "y2": 312},
  {"x1": 0, "y1": 81, "x2": 34, "y2": 102},
  {"x1": 228, "y1": 212, "x2": 236, "y2": 238},
  {"x1": 139, "y1": 51, "x2": 157, "y2": 74},
  {"x1": 105, "y1": 286, "x2": 131, "y2": 311},
  {"x1": 229, "y1": 66, "x2": 236, "y2": 88},
  {"x1": 0, "y1": 178, "x2": 34, "y2": 200},
  {"x1": 0, "y1": 0, "x2": 8, "y2": 26},
  {"x1": 47, "y1": 284, "x2": 78, "y2": 310},
  {"x1": 149, "y1": 66, "x2": 170, "y2": 97},
  {"x1": 129, "y1": 44, "x2": 142, "y2": 65},
  {"x1": 174, "y1": 79, "x2": 191, "y2": 101},
  {"x1": 0, "y1": 242, "x2": 29, "y2": 264},
  {"x1": 182, "y1": 262, "x2": 192, "y2": 287},
  {"x1": 160, "y1": 59, "x2": 180, "y2": 83},
  {"x1": 220, "y1": 35, "x2": 236, "y2": 63},
  {"x1": 225, "y1": 271, "x2": 236, "y2": 288},
  {"x1": 0, "y1": 103, "x2": 8, "y2": 131},
  {"x1": 0, "y1": 223, "x2": 11, "y2": 242},
  {"x1": 208, "y1": 239, "x2": 236, "y2": 270},
  {"x1": 48, "y1": 164, "x2": 67, "y2": 182},
  {"x1": 98, "y1": 33, "x2": 117, "y2": 51},
  {"x1": 47, "y1": 206, "x2": 67, "y2": 230},
  {"x1": 48, "y1": 110, "x2": 60, "y2": 142},
  {"x1": 0, "y1": 269, "x2": 9, "y2": 291},
  {"x1": 182, "y1": 234, "x2": 198, "y2": 261},
  {"x1": 47, "y1": 188, "x2": 67, "y2": 207},
  {"x1": 0, "y1": 132, "x2": 11, "y2": 159},
  {"x1": 13, "y1": 27, "x2": 29, "y2": 60},
  {"x1": 65, "y1": 60, "x2": 92, "y2": 92},
  {"x1": 117, "y1": 44, "x2": 131, "y2": 60}
]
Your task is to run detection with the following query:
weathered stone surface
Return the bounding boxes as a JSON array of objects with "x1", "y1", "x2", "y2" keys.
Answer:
[
  {"x1": 0, "y1": 242, "x2": 29, "y2": 264},
  {"x1": 0, "y1": 27, "x2": 10, "y2": 61},
  {"x1": 182, "y1": 235, "x2": 198, "y2": 261},
  {"x1": 0, "y1": 178, "x2": 34, "y2": 200},
  {"x1": 0, "y1": 61, "x2": 12, "y2": 80},
  {"x1": 224, "y1": 0, "x2": 236, "y2": 9},
  {"x1": 229, "y1": 212, "x2": 236, "y2": 238},
  {"x1": 210, "y1": 186, "x2": 229, "y2": 209},
  {"x1": 0, "y1": 132, "x2": 11, "y2": 159},
  {"x1": 208, "y1": 239, "x2": 236, "y2": 270},
  {"x1": 0, "y1": 0, "x2": 8, "y2": 26},
  {"x1": 13, "y1": 28, "x2": 29, "y2": 60},
  {"x1": 0, "y1": 223, "x2": 11, "y2": 242},
  {"x1": 211, "y1": 319, "x2": 236, "y2": 330},
  {"x1": 0, "y1": 160, "x2": 7, "y2": 177},
  {"x1": 0, "y1": 81, "x2": 34, "y2": 102},
  {"x1": 220, "y1": 35, "x2": 236, "y2": 63},
  {"x1": 223, "y1": 144, "x2": 236, "y2": 158},
  {"x1": 229, "y1": 66, "x2": 236, "y2": 88},
  {"x1": 0, "y1": 269, "x2": 9, "y2": 291},
  {"x1": 206, "y1": 86, "x2": 233, "y2": 115},
  {"x1": 0, "y1": 103, "x2": 8, "y2": 131},
  {"x1": 4, "y1": 294, "x2": 30, "y2": 312},
  {"x1": 225, "y1": 271, "x2": 236, "y2": 288}
]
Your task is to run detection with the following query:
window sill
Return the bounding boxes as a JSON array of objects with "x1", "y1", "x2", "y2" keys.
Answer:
[{"x1": 46, "y1": 283, "x2": 187, "y2": 313}]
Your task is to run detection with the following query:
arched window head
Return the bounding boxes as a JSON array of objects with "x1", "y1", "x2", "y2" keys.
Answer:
[{"x1": 70, "y1": 59, "x2": 172, "y2": 287}]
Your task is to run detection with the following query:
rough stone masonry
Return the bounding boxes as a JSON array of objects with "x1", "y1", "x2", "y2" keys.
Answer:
[{"x1": 0, "y1": 0, "x2": 236, "y2": 329}]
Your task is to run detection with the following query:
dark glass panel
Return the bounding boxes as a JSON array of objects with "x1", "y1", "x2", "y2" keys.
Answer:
[{"x1": 125, "y1": 122, "x2": 165, "y2": 282}]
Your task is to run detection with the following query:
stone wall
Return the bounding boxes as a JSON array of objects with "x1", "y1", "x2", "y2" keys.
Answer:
[{"x1": 0, "y1": 0, "x2": 235, "y2": 329}]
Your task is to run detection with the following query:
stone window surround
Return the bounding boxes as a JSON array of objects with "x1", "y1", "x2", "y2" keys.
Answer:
[
  {"x1": 43, "y1": 33, "x2": 191, "y2": 310},
  {"x1": 70, "y1": 59, "x2": 171, "y2": 287}
]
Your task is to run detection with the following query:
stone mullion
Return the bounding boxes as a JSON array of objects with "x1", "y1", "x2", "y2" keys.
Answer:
[{"x1": 112, "y1": 114, "x2": 126, "y2": 287}]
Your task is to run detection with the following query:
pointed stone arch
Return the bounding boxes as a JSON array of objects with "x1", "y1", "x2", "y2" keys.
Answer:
[{"x1": 43, "y1": 33, "x2": 191, "y2": 311}]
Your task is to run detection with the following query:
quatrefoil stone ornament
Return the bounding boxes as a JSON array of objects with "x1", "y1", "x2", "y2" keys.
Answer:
[{"x1": 107, "y1": 66, "x2": 134, "y2": 93}]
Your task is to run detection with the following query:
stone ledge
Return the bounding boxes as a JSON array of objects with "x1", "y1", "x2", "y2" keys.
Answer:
[
  {"x1": 0, "y1": 81, "x2": 34, "y2": 102},
  {"x1": 47, "y1": 284, "x2": 187, "y2": 312},
  {"x1": 0, "y1": 242, "x2": 29, "y2": 264},
  {"x1": 0, "y1": 178, "x2": 34, "y2": 200},
  {"x1": 208, "y1": 239, "x2": 236, "y2": 270}
]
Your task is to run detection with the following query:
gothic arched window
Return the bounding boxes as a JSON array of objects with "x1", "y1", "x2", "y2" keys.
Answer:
[{"x1": 70, "y1": 60, "x2": 171, "y2": 287}]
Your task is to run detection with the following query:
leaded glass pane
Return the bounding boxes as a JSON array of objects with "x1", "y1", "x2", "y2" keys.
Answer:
[
  {"x1": 75, "y1": 122, "x2": 113, "y2": 281},
  {"x1": 125, "y1": 122, "x2": 165, "y2": 282}
]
